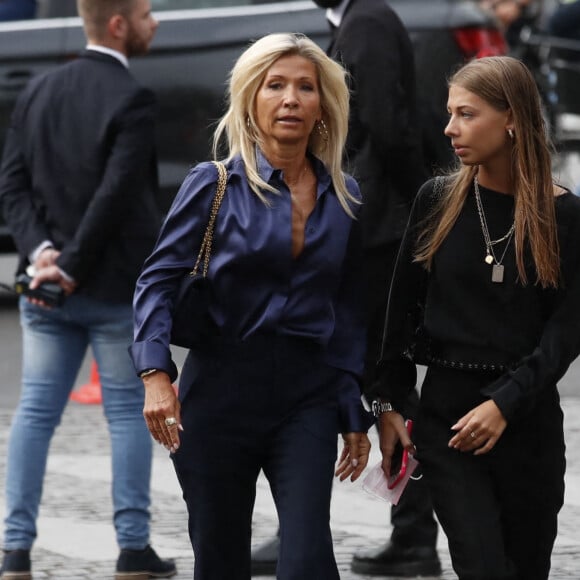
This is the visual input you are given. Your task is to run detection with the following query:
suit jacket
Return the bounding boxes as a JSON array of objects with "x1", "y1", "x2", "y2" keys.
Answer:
[
  {"x1": 329, "y1": 0, "x2": 428, "y2": 247},
  {"x1": 0, "y1": 50, "x2": 161, "y2": 303}
]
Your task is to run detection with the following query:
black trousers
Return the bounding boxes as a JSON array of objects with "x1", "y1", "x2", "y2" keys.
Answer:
[
  {"x1": 415, "y1": 365, "x2": 566, "y2": 580},
  {"x1": 364, "y1": 244, "x2": 438, "y2": 548},
  {"x1": 172, "y1": 336, "x2": 341, "y2": 580}
]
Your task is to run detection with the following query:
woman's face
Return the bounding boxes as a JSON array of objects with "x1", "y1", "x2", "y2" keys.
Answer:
[
  {"x1": 444, "y1": 84, "x2": 513, "y2": 168},
  {"x1": 254, "y1": 54, "x2": 322, "y2": 151}
]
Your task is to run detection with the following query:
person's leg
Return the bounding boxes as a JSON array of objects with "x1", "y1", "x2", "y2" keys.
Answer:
[
  {"x1": 172, "y1": 347, "x2": 265, "y2": 580},
  {"x1": 264, "y1": 403, "x2": 340, "y2": 580},
  {"x1": 389, "y1": 388, "x2": 438, "y2": 545},
  {"x1": 86, "y1": 298, "x2": 152, "y2": 550},
  {"x1": 3, "y1": 298, "x2": 88, "y2": 550},
  {"x1": 416, "y1": 366, "x2": 516, "y2": 580},
  {"x1": 352, "y1": 389, "x2": 440, "y2": 576},
  {"x1": 493, "y1": 389, "x2": 565, "y2": 580},
  {"x1": 352, "y1": 244, "x2": 440, "y2": 576}
]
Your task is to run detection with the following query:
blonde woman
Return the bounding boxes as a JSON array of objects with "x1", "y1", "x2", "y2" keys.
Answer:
[
  {"x1": 374, "y1": 56, "x2": 580, "y2": 580},
  {"x1": 130, "y1": 33, "x2": 372, "y2": 579}
]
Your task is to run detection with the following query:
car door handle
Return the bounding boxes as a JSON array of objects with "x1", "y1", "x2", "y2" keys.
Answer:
[{"x1": 0, "y1": 69, "x2": 33, "y2": 91}]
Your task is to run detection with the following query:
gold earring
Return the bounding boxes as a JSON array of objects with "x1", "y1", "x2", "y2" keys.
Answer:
[{"x1": 315, "y1": 119, "x2": 329, "y2": 146}]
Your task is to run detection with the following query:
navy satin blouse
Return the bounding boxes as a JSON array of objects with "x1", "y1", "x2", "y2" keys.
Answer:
[{"x1": 131, "y1": 151, "x2": 371, "y2": 432}]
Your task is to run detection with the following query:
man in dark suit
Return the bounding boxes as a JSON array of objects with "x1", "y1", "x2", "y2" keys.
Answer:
[
  {"x1": 251, "y1": 0, "x2": 441, "y2": 577},
  {"x1": 0, "y1": 1, "x2": 176, "y2": 578}
]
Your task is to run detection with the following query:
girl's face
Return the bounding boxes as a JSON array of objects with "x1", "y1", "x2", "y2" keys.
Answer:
[{"x1": 444, "y1": 84, "x2": 513, "y2": 168}]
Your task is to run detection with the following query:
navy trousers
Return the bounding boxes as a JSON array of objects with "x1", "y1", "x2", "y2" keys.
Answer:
[
  {"x1": 172, "y1": 336, "x2": 341, "y2": 580},
  {"x1": 415, "y1": 365, "x2": 565, "y2": 580}
]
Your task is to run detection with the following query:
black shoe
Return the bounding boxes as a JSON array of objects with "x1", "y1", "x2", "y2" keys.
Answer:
[
  {"x1": 115, "y1": 545, "x2": 177, "y2": 579},
  {"x1": 250, "y1": 536, "x2": 279, "y2": 576},
  {"x1": 351, "y1": 540, "x2": 441, "y2": 577},
  {"x1": 0, "y1": 550, "x2": 32, "y2": 580}
]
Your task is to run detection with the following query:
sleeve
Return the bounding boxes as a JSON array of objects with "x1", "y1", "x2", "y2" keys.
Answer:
[
  {"x1": 129, "y1": 162, "x2": 221, "y2": 382},
  {"x1": 481, "y1": 202, "x2": 580, "y2": 420},
  {"x1": 323, "y1": 179, "x2": 373, "y2": 433},
  {"x1": 55, "y1": 88, "x2": 158, "y2": 282},
  {"x1": 340, "y1": 14, "x2": 423, "y2": 201},
  {"x1": 0, "y1": 89, "x2": 52, "y2": 258},
  {"x1": 369, "y1": 181, "x2": 434, "y2": 411}
]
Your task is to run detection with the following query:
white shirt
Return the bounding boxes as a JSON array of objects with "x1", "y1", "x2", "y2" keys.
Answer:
[
  {"x1": 85, "y1": 44, "x2": 129, "y2": 69},
  {"x1": 326, "y1": 0, "x2": 351, "y2": 29}
]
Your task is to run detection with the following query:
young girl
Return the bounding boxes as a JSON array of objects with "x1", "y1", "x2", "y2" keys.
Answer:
[{"x1": 373, "y1": 56, "x2": 580, "y2": 579}]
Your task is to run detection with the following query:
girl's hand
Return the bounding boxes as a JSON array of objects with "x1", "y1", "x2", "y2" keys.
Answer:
[
  {"x1": 378, "y1": 411, "x2": 415, "y2": 478},
  {"x1": 448, "y1": 399, "x2": 507, "y2": 455}
]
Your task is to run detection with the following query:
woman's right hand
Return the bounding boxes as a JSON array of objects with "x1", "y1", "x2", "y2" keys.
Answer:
[
  {"x1": 378, "y1": 410, "x2": 415, "y2": 478},
  {"x1": 142, "y1": 371, "x2": 182, "y2": 453}
]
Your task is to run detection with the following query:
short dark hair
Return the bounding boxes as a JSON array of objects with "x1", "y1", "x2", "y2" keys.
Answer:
[{"x1": 76, "y1": 0, "x2": 135, "y2": 41}]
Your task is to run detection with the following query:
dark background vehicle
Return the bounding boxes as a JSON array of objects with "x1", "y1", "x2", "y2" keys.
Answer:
[{"x1": 0, "y1": 0, "x2": 506, "y2": 252}]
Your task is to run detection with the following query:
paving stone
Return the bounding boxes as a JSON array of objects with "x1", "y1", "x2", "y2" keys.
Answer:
[{"x1": 0, "y1": 398, "x2": 579, "y2": 579}]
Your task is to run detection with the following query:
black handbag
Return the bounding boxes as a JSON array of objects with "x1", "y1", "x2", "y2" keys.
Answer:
[{"x1": 170, "y1": 161, "x2": 227, "y2": 349}]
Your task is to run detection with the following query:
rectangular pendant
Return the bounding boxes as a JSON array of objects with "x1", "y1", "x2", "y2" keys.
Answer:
[{"x1": 492, "y1": 264, "x2": 504, "y2": 283}]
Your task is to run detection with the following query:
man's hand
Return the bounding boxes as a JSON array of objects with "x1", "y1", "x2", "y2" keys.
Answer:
[
  {"x1": 34, "y1": 247, "x2": 59, "y2": 270},
  {"x1": 28, "y1": 264, "x2": 76, "y2": 307}
]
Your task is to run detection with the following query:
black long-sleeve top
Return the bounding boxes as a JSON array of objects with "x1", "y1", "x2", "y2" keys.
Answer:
[{"x1": 373, "y1": 178, "x2": 580, "y2": 421}]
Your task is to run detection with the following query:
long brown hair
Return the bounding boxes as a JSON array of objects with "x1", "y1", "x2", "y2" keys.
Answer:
[{"x1": 415, "y1": 56, "x2": 560, "y2": 288}]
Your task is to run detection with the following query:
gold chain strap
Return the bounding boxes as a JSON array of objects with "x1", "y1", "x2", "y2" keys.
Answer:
[{"x1": 191, "y1": 161, "x2": 228, "y2": 278}]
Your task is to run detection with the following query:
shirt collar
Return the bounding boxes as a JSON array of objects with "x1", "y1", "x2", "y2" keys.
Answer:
[
  {"x1": 86, "y1": 44, "x2": 129, "y2": 69},
  {"x1": 254, "y1": 148, "x2": 332, "y2": 197},
  {"x1": 326, "y1": 0, "x2": 351, "y2": 29}
]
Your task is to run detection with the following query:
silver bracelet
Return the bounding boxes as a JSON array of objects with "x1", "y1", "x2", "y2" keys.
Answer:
[{"x1": 371, "y1": 400, "x2": 395, "y2": 418}]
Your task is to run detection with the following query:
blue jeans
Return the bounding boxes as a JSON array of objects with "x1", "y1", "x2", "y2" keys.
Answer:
[{"x1": 3, "y1": 295, "x2": 152, "y2": 550}]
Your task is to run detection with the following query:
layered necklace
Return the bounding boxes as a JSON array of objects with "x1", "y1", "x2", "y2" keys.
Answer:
[{"x1": 473, "y1": 176, "x2": 515, "y2": 283}]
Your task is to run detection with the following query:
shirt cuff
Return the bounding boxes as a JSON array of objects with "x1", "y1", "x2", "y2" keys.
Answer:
[
  {"x1": 29, "y1": 240, "x2": 54, "y2": 264},
  {"x1": 129, "y1": 340, "x2": 179, "y2": 383},
  {"x1": 337, "y1": 371, "x2": 374, "y2": 433}
]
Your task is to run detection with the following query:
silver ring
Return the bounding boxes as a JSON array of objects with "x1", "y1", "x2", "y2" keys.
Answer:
[
  {"x1": 164, "y1": 417, "x2": 177, "y2": 427},
  {"x1": 470, "y1": 431, "x2": 476, "y2": 439}
]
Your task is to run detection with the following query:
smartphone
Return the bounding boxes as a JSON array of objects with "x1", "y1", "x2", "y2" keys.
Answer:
[
  {"x1": 387, "y1": 419, "x2": 414, "y2": 490},
  {"x1": 14, "y1": 273, "x2": 65, "y2": 307}
]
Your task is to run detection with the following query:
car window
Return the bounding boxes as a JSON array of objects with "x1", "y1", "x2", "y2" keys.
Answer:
[{"x1": 151, "y1": 0, "x2": 295, "y2": 9}]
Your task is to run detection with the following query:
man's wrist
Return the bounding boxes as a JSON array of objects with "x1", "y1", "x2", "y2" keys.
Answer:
[{"x1": 371, "y1": 399, "x2": 395, "y2": 418}]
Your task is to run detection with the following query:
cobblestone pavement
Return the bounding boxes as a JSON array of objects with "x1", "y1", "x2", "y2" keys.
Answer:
[{"x1": 0, "y1": 398, "x2": 579, "y2": 579}]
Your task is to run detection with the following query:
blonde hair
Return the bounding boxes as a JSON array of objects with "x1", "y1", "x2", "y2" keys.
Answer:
[
  {"x1": 212, "y1": 32, "x2": 356, "y2": 215},
  {"x1": 416, "y1": 56, "x2": 560, "y2": 288},
  {"x1": 76, "y1": 0, "x2": 134, "y2": 41}
]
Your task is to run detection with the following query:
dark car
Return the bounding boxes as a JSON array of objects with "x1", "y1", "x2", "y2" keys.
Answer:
[{"x1": 0, "y1": 0, "x2": 506, "y2": 251}]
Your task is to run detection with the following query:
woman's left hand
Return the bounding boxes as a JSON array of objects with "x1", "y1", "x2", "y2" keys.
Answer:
[
  {"x1": 142, "y1": 371, "x2": 182, "y2": 453},
  {"x1": 448, "y1": 399, "x2": 507, "y2": 455},
  {"x1": 335, "y1": 432, "x2": 371, "y2": 482}
]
